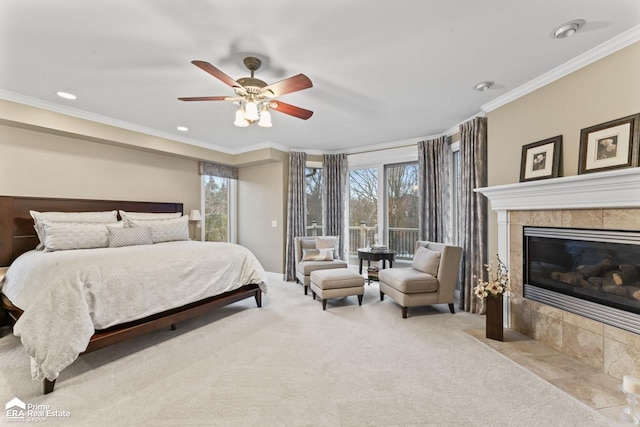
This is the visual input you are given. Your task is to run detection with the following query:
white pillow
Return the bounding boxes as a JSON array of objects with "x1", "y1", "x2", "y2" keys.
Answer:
[
  {"x1": 127, "y1": 215, "x2": 189, "y2": 243},
  {"x1": 301, "y1": 248, "x2": 334, "y2": 261},
  {"x1": 30, "y1": 210, "x2": 118, "y2": 250},
  {"x1": 108, "y1": 226, "x2": 153, "y2": 248},
  {"x1": 412, "y1": 246, "x2": 441, "y2": 276},
  {"x1": 42, "y1": 221, "x2": 123, "y2": 252},
  {"x1": 119, "y1": 210, "x2": 182, "y2": 225},
  {"x1": 315, "y1": 236, "x2": 339, "y2": 259}
]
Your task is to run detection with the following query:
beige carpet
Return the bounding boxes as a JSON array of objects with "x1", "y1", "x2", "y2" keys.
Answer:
[{"x1": 0, "y1": 272, "x2": 616, "y2": 426}]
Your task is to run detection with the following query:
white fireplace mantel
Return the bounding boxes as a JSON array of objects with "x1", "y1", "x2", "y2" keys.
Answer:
[{"x1": 475, "y1": 167, "x2": 640, "y2": 211}]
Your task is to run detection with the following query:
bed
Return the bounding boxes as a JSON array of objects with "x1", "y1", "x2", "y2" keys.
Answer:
[{"x1": 0, "y1": 196, "x2": 267, "y2": 394}]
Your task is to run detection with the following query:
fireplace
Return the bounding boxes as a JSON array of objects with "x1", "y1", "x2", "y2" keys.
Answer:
[
  {"x1": 477, "y1": 168, "x2": 640, "y2": 376},
  {"x1": 524, "y1": 226, "x2": 640, "y2": 334}
]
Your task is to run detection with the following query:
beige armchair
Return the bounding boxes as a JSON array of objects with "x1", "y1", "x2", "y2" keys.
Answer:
[
  {"x1": 294, "y1": 236, "x2": 348, "y2": 295},
  {"x1": 378, "y1": 241, "x2": 462, "y2": 318}
]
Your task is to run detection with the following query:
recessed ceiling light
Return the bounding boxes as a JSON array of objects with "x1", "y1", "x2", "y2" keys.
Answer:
[
  {"x1": 474, "y1": 81, "x2": 494, "y2": 92},
  {"x1": 551, "y1": 19, "x2": 585, "y2": 39},
  {"x1": 56, "y1": 91, "x2": 77, "y2": 100},
  {"x1": 176, "y1": 126, "x2": 189, "y2": 132}
]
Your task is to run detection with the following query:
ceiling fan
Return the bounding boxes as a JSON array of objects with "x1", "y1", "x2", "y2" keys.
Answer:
[{"x1": 178, "y1": 57, "x2": 313, "y2": 128}]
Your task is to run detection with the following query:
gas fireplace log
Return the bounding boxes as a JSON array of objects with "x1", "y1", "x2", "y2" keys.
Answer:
[
  {"x1": 551, "y1": 271, "x2": 599, "y2": 290},
  {"x1": 575, "y1": 256, "x2": 616, "y2": 279},
  {"x1": 599, "y1": 271, "x2": 622, "y2": 288},
  {"x1": 631, "y1": 288, "x2": 640, "y2": 301},
  {"x1": 602, "y1": 284, "x2": 629, "y2": 296},
  {"x1": 587, "y1": 277, "x2": 604, "y2": 289},
  {"x1": 612, "y1": 264, "x2": 639, "y2": 286}
]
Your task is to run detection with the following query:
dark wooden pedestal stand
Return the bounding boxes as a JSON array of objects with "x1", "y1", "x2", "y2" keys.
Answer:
[{"x1": 485, "y1": 295, "x2": 504, "y2": 341}]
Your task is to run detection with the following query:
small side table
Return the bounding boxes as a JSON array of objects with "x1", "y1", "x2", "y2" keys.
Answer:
[{"x1": 357, "y1": 248, "x2": 396, "y2": 283}]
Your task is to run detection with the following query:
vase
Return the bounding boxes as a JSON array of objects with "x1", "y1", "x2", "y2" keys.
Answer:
[{"x1": 485, "y1": 295, "x2": 504, "y2": 341}]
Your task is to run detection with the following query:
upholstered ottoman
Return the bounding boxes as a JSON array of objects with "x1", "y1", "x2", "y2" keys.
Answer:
[{"x1": 310, "y1": 269, "x2": 365, "y2": 310}]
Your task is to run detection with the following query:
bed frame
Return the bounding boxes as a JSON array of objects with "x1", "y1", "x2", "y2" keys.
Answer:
[{"x1": 0, "y1": 195, "x2": 262, "y2": 394}]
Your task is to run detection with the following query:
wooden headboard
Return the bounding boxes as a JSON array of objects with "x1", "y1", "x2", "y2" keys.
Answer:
[{"x1": 0, "y1": 196, "x2": 183, "y2": 266}]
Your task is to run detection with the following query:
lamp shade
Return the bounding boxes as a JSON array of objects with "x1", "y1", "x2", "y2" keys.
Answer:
[
  {"x1": 189, "y1": 209, "x2": 202, "y2": 221},
  {"x1": 233, "y1": 108, "x2": 248, "y2": 127},
  {"x1": 245, "y1": 100, "x2": 259, "y2": 121},
  {"x1": 258, "y1": 109, "x2": 272, "y2": 127}
]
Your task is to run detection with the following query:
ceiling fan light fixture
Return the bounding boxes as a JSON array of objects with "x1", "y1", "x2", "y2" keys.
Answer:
[
  {"x1": 551, "y1": 19, "x2": 585, "y2": 39},
  {"x1": 258, "y1": 109, "x2": 272, "y2": 128},
  {"x1": 179, "y1": 57, "x2": 313, "y2": 128},
  {"x1": 233, "y1": 107, "x2": 249, "y2": 127}
]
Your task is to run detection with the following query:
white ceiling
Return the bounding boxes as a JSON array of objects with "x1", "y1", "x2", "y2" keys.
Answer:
[{"x1": 1, "y1": 1, "x2": 639, "y2": 154}]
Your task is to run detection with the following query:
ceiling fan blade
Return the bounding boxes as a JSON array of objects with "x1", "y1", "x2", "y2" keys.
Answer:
[
  {"x1": 178, "y1": 96, "x2": 229, "y2": 101},
  {"x1": 261, "y1": 74, "x2": 313, "y2": 97},
  {"x1": 269, "y1": 101, "x2": 313, "y2": 120},
  {"x1": 191, "y1": 60, "x2": 243, "y2": 89}
]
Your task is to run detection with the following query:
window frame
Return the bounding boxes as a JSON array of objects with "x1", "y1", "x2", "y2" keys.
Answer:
[
  {"x1": 383, "y1": 160, "x2": 419, "y2": 259},
  {"x1": 348, "y1": 145, "x2": 418, "y2": 262},
  {"x1": 199, "y1": 175, "x2": 237, "y2": 243},
  {"x1": 304, "y1": 160, "x2": 323, "y2": 237}
]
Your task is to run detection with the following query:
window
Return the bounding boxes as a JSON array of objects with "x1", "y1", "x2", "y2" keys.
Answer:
[
  {"x1": 385, "y1": 162, "x2": 419, "y2": 261},
  {"x1": 202, "y1": 175, "x2": 235, "y2": 242},
  {"x1": 349, "y1": 167, "x2": 378, "y2": 264},
  {"x1": 305, "y1": 167, "x2": 322, "y2": 236},
  {"x1": 347, "y1": 146, "x2": 418, "y2": 267}
]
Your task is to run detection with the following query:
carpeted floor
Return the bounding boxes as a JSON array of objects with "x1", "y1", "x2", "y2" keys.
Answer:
[{"x1": 0, "y1": 272, "x2": 616, "y2": 426}]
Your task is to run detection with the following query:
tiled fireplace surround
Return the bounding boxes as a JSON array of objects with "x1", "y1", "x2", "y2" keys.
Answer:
[{"x1": 478, "y1": 168, "x2": 640, "y2": 381}]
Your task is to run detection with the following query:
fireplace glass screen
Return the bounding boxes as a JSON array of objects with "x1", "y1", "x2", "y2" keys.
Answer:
[{"x1": 524, "y1": 227, "x2": 640, "y2": 315}]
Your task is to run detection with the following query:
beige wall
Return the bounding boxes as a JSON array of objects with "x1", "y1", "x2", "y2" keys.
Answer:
[
  {"x1": 0, "y1": 124, "x2": 201, "y2": 212},
  {"x1": 0, "y1": 99, "x2": 291, "y2": 274},
  {"x1": 238, "y1": 161, "x2": 286, "y2": 274},
  {"x1": 486, "y1": 41, "x2": 640, "y2": 260}
]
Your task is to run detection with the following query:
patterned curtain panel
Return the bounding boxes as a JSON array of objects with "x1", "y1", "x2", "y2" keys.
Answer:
[
  {"x1": 284, "y1": 152, "x2": 307, "y2": 281},
  {"x1": 418, "y1": 136, "x2": 452, "y2": 244},
  {"x1": 322, "y1": 153, "x2": 348, "y2": 259},
  {"x1": 459, "y1": 117, "x2": 488, "y2": 314},
  {"x1": 198, "y1": 161, "x2": 239, "y2": 180}
]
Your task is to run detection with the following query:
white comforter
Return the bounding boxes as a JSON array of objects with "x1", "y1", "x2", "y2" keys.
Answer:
[{"x1": 1, "y1": 241, "x2": 267, "y2": 381}]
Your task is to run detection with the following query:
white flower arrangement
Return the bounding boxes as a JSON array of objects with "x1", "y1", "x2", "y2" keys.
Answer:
[{"x1": 474, "y1": 256, "x2": 510, "y2": 298}]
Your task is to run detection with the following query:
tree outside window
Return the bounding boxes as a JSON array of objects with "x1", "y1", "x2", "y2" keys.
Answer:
[
  {"x1": 305, "y1": 168, "x2": 322, "y2": 236},
  {"x1": 204, "y1": 176, "x2": 229, "y2": 242},
  {"x1": 386, "y1": 163, "x2": 418, "y2": 259},
  {"x1": 349, "y1": 168, "x2": 378, "y2": 258}
]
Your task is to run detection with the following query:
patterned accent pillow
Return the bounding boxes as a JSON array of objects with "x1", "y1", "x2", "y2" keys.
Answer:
[
  {"x1": 119, "y1": 210, "x2": 182, "y2": 225},
  {"x1": 315, "y1": 236, "x2": 339, "y2": 259},
  {"x1": 127, "y1": 215, "x2": 189, "y2": 243},
  {"x1": 30, "y1": 210, "x2": 118, "y2": 250},
  {"x1": 302, "y1": 248, "x2": 334, "y2": 261},
  {"x1": 412, "y1": 246, "x2": 441, "y2": 276},
  {"x1": 42, "y1": 221, "x2": 123, "y2": 252},
  {"x1": 108, "y1": 226, "x2": 153, "y2": 248}
]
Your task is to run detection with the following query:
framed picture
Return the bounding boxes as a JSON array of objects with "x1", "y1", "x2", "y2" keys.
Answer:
[
  {"x1": 578, "y1": 113, "x2": 640, "y2": 174},
  {"x1": 519, "y1": 136, "x2": 562, "y2": 182}
]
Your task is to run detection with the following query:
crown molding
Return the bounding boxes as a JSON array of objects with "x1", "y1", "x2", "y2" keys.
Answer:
[
  {"x1": 290, "y1": 137, "x2": 429, "y2": 156},
  {"x1": 482, "y1": 25, "x2": 640, "y2": 113},
  {"x1": 0, "y1": 90, "x2": 295, "y2": 156},
  {"x1": 0, "y1": 89, "x2": 238, "y2": 154},
  {"x1": 475, "y1": 167, "x2": 640, "y2": 211},
  {"x1": 227, "y1": 141, "x2": 290, "y2": 155}
]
